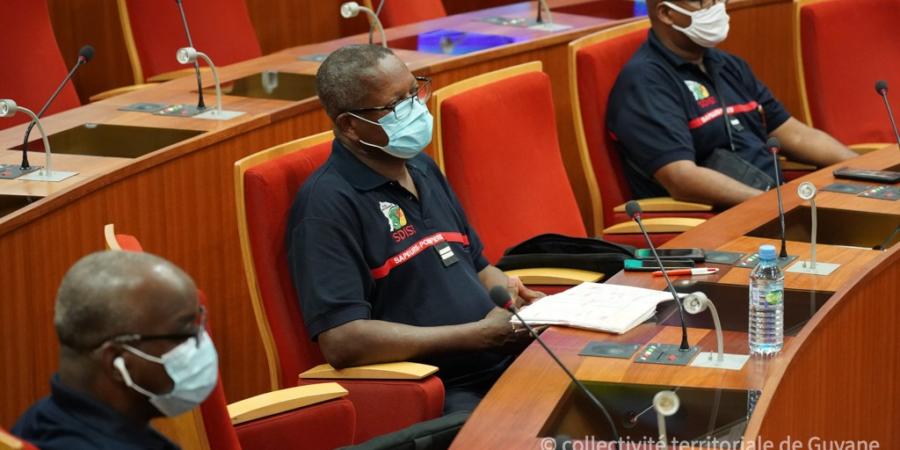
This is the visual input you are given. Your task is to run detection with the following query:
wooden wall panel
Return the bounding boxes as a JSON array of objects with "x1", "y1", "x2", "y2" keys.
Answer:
[
  {"x1": 443, "y1": 0, "x2": 520, "y2": 15},
  {"x1": 244, "y1": 0, "x2": 370, "y2": 54}
]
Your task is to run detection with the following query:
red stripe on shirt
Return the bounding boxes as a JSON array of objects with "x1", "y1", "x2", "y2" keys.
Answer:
[
  {"x1": 688, "y1": 101, "x2": 759, "y2": 130},
  {"x1": 370, "y1": 232, "x2": 470, "y2": 280}
]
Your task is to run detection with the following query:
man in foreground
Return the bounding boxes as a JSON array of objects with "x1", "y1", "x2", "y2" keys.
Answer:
[{"x1": 14, "y1": 251, "x2": 217, "y2": 449}]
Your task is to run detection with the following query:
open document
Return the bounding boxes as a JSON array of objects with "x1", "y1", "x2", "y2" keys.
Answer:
[{"x1": 512, "y1": 282, "x2": 677, "y2": 334}]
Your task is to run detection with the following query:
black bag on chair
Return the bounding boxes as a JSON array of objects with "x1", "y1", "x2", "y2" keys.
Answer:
[
  {"x1": 496, "y1": 233, "x2": 636, "y2": 279},
  {"x1": 700, "y1": 148, "x2": 776, "y2": 191},
  {"x1": 337, "y1": 411, "x2": 470, "y2": 450}
]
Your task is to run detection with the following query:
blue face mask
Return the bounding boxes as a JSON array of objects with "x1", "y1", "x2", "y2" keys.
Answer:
[{"x1": 350, "y1": 99, "x2": 434, "y2": 159}]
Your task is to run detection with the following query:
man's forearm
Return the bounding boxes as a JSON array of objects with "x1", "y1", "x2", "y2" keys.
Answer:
[
  {"x1": 478, "y1": 265, "x2": 508, "y2": 293},
  {"x1": 317, "y1": 316, "x2": 501, "y2": 369},
  {"x1": 772, "y1": 118, "x2": 857, "y2": 167},
  {"x1": 658, "y1": 163, "x2": 762, "y2": 207}
]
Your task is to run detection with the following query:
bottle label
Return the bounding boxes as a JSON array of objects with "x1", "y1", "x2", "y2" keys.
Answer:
[{"x1": 765, "y1": 289, "x2": 783, "y2": 305}]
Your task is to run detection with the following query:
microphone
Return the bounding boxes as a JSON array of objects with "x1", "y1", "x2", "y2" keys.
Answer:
[
  {"x1": 766, "y1": 137, "x2": 788, "y2": 259},
  {"x1": 489, "y1": 286, "x2": 621, "y2": 446},
  {"x1": 19, "y1": 44, "x2": 94, "y2": 172},
  {"x1": 175, "y1": 0, "x2": 206, "y2": 110},
  {"x1": 874, "y1": 80, "x2": 900, "y2": 148},
  {"x1": 341, "y1": 2, "x2": 387, "y2": 48},
  {"x1": 625, "y1": 201, "x2": 690, "y2": 351}
]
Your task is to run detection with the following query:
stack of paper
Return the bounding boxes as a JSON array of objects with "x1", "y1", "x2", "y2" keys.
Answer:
[{"x1": 512, "y1": 282, "x2": 677, "y2": 334}]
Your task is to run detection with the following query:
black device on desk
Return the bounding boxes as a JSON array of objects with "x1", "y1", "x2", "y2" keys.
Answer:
[
  {"x1": 623, "y1": 259, "x2": 695, "y2": 271},
  {"x1": 833, "y1": 167, "x2": 900, "y2": 183},
  {"x1": 634, "y1": 248, "x2": 706, "y2": 262}
]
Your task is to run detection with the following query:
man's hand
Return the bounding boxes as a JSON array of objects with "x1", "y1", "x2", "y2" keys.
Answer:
[
  {"x1": 477, "y1": 307, "x2": 530, "y2": 349},
  {"x1": 507, "y1": 276, "x2": 545, "y2": 309}
]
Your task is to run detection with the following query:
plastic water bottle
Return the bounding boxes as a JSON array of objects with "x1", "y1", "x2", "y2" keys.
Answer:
[{"x1": 748, "y1": 244, "x2": 784, "y2": 355}]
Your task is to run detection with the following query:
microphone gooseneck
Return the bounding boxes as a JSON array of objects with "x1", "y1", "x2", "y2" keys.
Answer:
[
  {"x1": 625, "y1": 201, "x2": 690, "y2": 351},
  {"x1": 766, "y1": 137, "x2": 788, "y2": 259},
  {"x1": 874, "y1": 80, "x2": 900, "y2": 148},
  {"x1": 489, "y1": 286, "x2": 620, "y2": 447},
  {"x1": 175, "y1": 0, "x2": 206, "y2": 110},
  {"x1": 20, "y1": 44, "x2": 95, "y2": 169}
]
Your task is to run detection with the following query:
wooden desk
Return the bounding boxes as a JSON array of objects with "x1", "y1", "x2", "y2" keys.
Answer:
[
  {"x1": 452, "y1": 147, "x2": 900, "y2": 448},
  {"x1": 0, "y1": 2, "x2": 645, "y2": 428}
]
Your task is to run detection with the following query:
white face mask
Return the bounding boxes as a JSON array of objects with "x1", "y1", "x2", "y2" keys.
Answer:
[
  {"x1": 663, "y1": 1, "x2": 730, "y2": 48},
  {"x1": 349, "y1": 98, "x2": 434, "y2": 160},
  {"x1": 113, "y1": 330, "x2": 219, "y2": 417}
]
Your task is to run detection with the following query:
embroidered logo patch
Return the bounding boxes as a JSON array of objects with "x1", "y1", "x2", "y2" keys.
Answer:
[
  {"x1": 684, "y1": 80, "x2": 711, "y2": 101},
  {"x1": 379, "y1": 202, "x2": 408, "y2": 232}
]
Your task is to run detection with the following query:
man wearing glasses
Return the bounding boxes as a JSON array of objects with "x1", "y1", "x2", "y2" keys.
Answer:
[
  {"x1": 607, "y1": 0, "x2": 856, "y2": 207},
  {"x1": 287, "y1": 44, "x2": 542, "y2": 415},
  {"x1": 13, "y1": 251, "x2": 216, "y2": 449}
]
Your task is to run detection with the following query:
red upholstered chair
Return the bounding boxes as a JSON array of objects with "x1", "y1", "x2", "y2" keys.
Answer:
[
  {"x1": 0, "y1": 1, "x2": 81, "y2": 129},
  {"x1": 431, "y1": 62, "x2": 702, "y2": 272},
  {"x1": 0, "y1": 427, "x2": 38, "y2": 450},
  {"x1": 117, "y1": 0, "x2": 262, "y2": 84},
  {"x1": 361, "y1": 0, "x2": 447, "y2": 28},
  {"x1": 568, "y1": 21, "x2": 712, "y2": 245},
  {"x1": 234, "y1": 132, "x2": 444, "y2": 443},
  {"x1": 104, "y1": 225, "x2": 357, "y2": 450},
  {"x1": 796, "y1": 0, "x2": 900, "y2": 149}
]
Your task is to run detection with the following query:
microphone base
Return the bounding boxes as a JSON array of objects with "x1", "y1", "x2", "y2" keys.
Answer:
[
  {"x1": 785, "y1": 261, "x2": 840, "y2": 276},
  {"x1": 18, "y1": 169, "x2": 78, "y2": 182},
  {"x1": 193, "y1": 109, "x2": 246, "y2": 121},
  {"x1": 634, "y1": 343, "x2": 700, "y2": 366},
  {"x1": 689, "y1": 352, "x2": 749, "y2": 371},
  {"x1": 155, "y1": 104, "x2": 206, "y2": 117},
  {"x1": 0, "y1": 164, "x2": 41, "y2": 180}
]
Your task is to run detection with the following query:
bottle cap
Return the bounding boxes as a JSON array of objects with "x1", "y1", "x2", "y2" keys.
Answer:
[{"x1": 758, "y1": 244, "x2": 776, "y2": 261}]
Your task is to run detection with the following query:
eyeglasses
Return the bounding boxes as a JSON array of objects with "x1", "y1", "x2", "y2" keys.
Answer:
[
  {"x1": 93, "y1": 305, "x2": 208, "y2": 350},
  {"x1": 348, "y1": 76, "x2": 432, "y2": 121}
]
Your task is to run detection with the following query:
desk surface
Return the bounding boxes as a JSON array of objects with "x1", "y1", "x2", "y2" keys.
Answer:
[{"x1": 452, "y1": 147, "x2": 900, "y2": 448}]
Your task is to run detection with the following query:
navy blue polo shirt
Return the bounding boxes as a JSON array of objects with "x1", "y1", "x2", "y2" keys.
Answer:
[
  {"x1": 607, "y1": 30, "x2": 792, "y2": 199},
  {"x1": 13, "y1": 374, "x2": 179, "y2": 450},
  {"x1": 286, "y1": 140, "x2": 510, "y2": 382}
]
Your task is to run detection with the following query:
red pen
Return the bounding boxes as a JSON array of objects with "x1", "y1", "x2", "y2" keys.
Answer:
[{"x1": 651, "y1": 267, "x2": 719, "y2": 277}]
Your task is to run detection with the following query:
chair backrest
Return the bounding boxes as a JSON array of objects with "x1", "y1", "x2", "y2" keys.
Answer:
[
  {"x1": 431, "y1": 62, "x2": 588, "y2": 264},
  {"x1": 795, "y1": 0, "x2": 900, "y2": 144},
  {"x1": 234, "y1": 131, "x2": 334, "y2": 390},
  {"x1": 118, "y1": 0, "x2": 262, "y2": 83},
  {"x1": 362, "y1": 0, "x2": 447, "y2": 28},
  {"x1": 569, "y1": 19, "x2": 650, "y2": 230},
  {"x1": 0, "y1": 427, "x2": 38, "y2": 450},
  {"x1": 0, "y1": 1, "x2": 81, "y2": 129},
  {"x1": 103, "y1": 225, "x2": 240, "y2": 450}
]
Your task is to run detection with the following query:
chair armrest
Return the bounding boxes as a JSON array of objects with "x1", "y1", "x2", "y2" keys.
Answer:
[
  {"x1": 300, "y1": 362, "x2": 438, "y2": 380},
  {"x1": 849, "y1": 142, "x2": 891, "y2": 154},
  {"x1": 147, "y1": 67, "x2": 212, "y2": 83},
  {"x1": 228, "y1": 382, "x2": 348, "y2": 425},
  {"x1": 603, "y1": 217, "x2": 705, "y2": 234},
  {"x1": 504, "y1": 267, "x2": 602, "y2": 285},
  {"x1": 89, "y1": 84, "x2": 157, "y2": 102},
  {"x1": 613, "y1": 197, "x2": 711, "y2": 213},
  {"x1": 0, "y1": 428, "x2": 26, "y2": 449}
]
